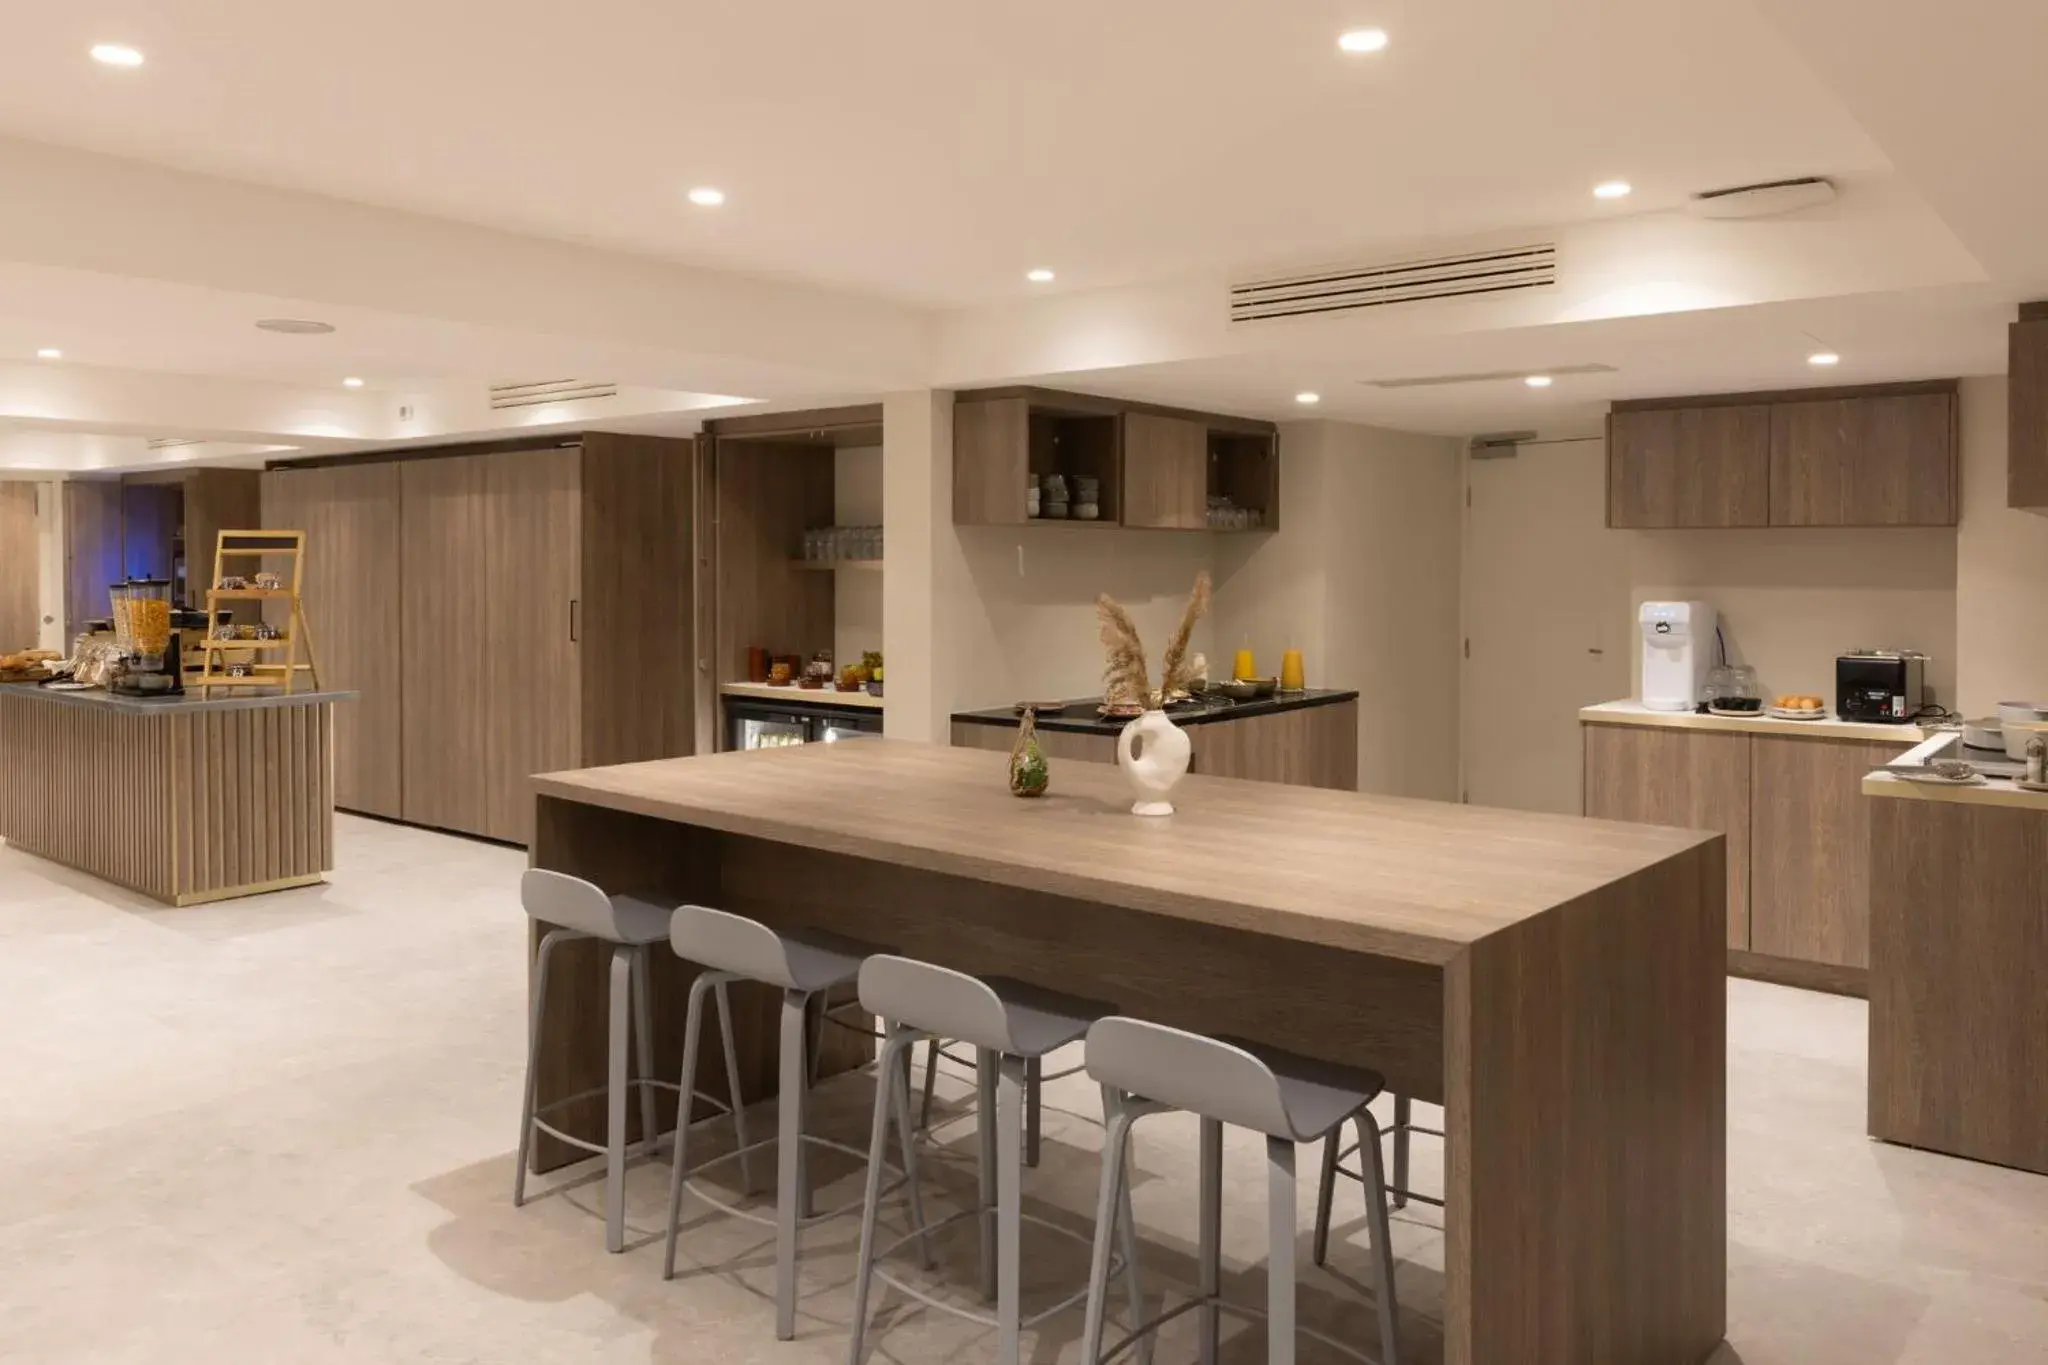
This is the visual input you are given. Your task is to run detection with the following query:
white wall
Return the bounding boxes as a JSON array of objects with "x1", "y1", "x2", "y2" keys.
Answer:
[
  {"x1": 1956, "y1": 375, "x2": 2048, "y2": 714},
  {"x1": 1630, "y1": 528, "x2": 1959, "y2": 705},
  {"x1": 834, "y1": 445, "x2": 883, "y2": 668},
  {"x1": 1213, "y1": 420, "x2": 1464, "y2": 800}
]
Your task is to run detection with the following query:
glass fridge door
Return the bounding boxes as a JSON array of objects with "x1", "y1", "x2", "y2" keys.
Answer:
[
  {"x1": 817, "y1": 721, "x2": 880, "y2": 743},
  {"x1": 736, "y1": 715, "x2": 809, "y2": 750}
]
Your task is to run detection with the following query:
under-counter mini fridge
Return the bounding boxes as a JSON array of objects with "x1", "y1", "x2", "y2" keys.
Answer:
[{"x1": 725, "y1": 695, "x2": 883, "y2": 750}]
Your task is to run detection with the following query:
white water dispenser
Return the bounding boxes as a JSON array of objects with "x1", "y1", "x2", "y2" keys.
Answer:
[{"x1": 1639, "y1": 600, "x2": 1715, "y2": 712}]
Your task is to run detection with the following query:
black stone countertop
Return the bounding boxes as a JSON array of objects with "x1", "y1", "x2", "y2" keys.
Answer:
[{"x1": 952, "y1": 688, "x2": 1359, "y2": 736}]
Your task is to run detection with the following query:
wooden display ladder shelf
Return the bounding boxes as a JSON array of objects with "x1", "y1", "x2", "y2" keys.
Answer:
[{"x1": 193, "y1": 529, "x2": 323, "y2": 698}]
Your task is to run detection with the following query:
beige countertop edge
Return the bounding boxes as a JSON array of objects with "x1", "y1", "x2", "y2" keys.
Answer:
[
  {"x1": 1862, "y1": 772, "x2": 2048, "y2": 811},
  {"x1": 1580, "y1": 701, "x2": 1926, "y2": 744},
  {"x1": 720, "y1": 681, "x2": 884, "y2": 710}
]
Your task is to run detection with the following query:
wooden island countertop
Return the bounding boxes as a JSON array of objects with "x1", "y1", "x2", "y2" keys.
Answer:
[{"x1": 528, "y1": 741, "x2": 1728, "y2": 1365}]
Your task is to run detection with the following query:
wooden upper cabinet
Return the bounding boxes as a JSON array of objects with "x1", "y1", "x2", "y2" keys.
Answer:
[
  {"x1": 953, "y1": 397, "x2": 1030, "y2": 525},
  {"x1": 1122, "y1": 412, "x2": 1208, "y2": 529},
  {"x1": 2009, "y1": 315, "x2": 2048, "y2": 508},
  {"x1": 1607, "y1": 405, "x2": 1770, "y2": 528},
  {"x1": 1769, "y1": 391, "x2": 1956, "y2": 526}
]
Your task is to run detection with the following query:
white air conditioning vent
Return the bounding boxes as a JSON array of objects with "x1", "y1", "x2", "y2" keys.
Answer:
[
  {"x1": 488, "y1": 379, "x2": 619, "y2": 411},
  {"x1": 146, "y1": 437, "x2": 203, "y2": 451},
  {"x1": 1366, "y1": 362, "x2": 1617, "y2": 389},
  {"x1": 1231, "y1": 243, "x2": 1557, "y2": 323}
]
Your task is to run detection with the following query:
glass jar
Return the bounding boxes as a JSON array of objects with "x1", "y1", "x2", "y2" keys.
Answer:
[{"x1": 1703, "y1": 663, "x2": 1762, "y2": 712}]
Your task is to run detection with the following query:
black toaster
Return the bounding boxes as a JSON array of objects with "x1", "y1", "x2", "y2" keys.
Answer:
[{"x1": 1836, "y1": 651, "x2": 1927, "y2": 723}]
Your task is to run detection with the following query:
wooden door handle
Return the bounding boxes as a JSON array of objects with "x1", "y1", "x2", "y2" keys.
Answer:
[{"x1": 569, "y1": 599, "x2": 580, "y2": 643}]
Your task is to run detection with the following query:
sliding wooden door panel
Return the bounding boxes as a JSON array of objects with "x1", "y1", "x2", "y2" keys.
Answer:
[
  {"x1": 262, "y1": 463, "x2": 404, "y2": 819},
  {"x1": 0, "y1": 483, "x2": 39, "y2": 649},
  {"x1": 64, "y1": 480, "x2": 124, "y2": 639},
  {"x1": 483, "y1": 448, "x2": 583, "y2": 845},
  {"x1": 400, "y1": 455, "x2": 493, "y2": 837}
]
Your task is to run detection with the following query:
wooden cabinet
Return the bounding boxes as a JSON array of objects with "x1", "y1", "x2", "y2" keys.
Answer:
[
  {"x1": 1748, "y1": 736, "x2": 1897, "y2": 969},
  {"x1": 63, "y1": 480, "x2": 124, "y2": 638},
  {"x1": 261, "y1": 462, "x2": 403, "y2": 819},
  {"x1": 399, "y1": 455, "x2": 495, "y2": 837},
  {"x1": 2007, "y1": 313, "x2": 2048, "y2": 508},
  {"x1": 0, "y1": 482, "x2": 38, "y2": 647},
  {"x1": 1583, "y1": 723, "x2": 1753, "y2": 948},
  {"x1": 483, "y1": 448, "x2": 583, "y2": 844},
  {"x1": 1608, "y1": 382, "x2": 1958, "y2": 528},
  {"x1": 1189, "y1": 701, "x2": 1358, "y2": 790},
  {"x1": 268, "y1": 434, "x2": 692, "y2": 844},
  {"x1": 1607, "y1": 405, "x2": 1770, "y2": 529},
  {"x1": 952, "y1": 396, "x2": 1031, "y2": 525},
  {"x1": 1122, "y1": 412, "x2": 1208, "y2": 529},
  {"x1": 1769, "y1": 392, "x2": 1955, "y2": 526}
]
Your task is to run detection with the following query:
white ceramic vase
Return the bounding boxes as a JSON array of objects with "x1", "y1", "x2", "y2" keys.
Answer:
[{"x1": 1116, "y1": 708, "x2": 1191, "y2": 816}]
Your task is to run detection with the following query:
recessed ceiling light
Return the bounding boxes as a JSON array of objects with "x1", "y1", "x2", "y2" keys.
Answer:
[
  {"x1": 1524, "y1": 374, "x2": 1554, "y2": 388},
  {"x1": 1026, "y1": 268, "x2": 1055, "y2": 283},
  {"x1": 90, "y1": 43, "x2": 144, "y2": 67},
  {"x1": 255, "y1": 318, "x2": 336, "y2": 335},
  {"x1": 35, "y1": 348, "x2": 62, "y2": 360},
  {"x1": 1338, "y1": 29, "x2": 1389, "y2": 53},
  {"x1": 1295, "y1": 392, "x2": 1321, "y2": 405},
  {"x1": 1593, "y1": 180, "x2": 1633, "y2": 200},
  {"x1": 1807, "y1": 351, "x2": 1840, "y2": 367},
  {"x1": 342, "y1": 376, "x2": 364, "y2": 388},
  {"x1": 687, "y1": 187, "x2": 726, "y2": 207}
]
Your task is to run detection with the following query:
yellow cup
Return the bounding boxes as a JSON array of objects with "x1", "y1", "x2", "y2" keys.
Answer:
[
  {"x1": 1233, "y1": 649, "x2": 1256, "y2": 681},
  {"x1": 1280, "y1": 649, "x2": 1305, "y2": 691}
]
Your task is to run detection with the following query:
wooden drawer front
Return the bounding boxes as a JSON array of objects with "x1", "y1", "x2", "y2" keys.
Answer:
[
  {"x1": 1607, "y1": 405, "x2": 1770, "y2": 528},
  {"x1": 1583, "y1": 724, "x2": 1751, "y2": 948},
  {"x1": 1748, "y1": 735, "x2": 1900, "y2": 968},
  {"x1": 1769, "y1": 392, "x2": 1956, "y2": 526}
]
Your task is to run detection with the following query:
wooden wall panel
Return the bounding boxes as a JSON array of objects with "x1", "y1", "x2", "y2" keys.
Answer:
[
  {"x1": 181, "y1": 471, "x2": 263, "y2": 596},
  {"x1": 1583, "y1": 723, "x2": 1752, "y2": 949},
  {"x1": 119, "y1": 481, "x2": 182, "y2": 582},
  {"x1": 0, "y1": 482, "x2": 39, "y2": 648},
  {"x1": 400, "y1": 455, "x2": 493, "y2": 836},
  {"x1": 262, "y1": 463, "x2": 404, "y2": 819},
  {"x1": 580, "y1": 434, "x2": 695, "y2": 767},
  {"x1": 1749, "y1": 735, "x2": 1899, "y2": 970},
  {"x1": 483, "y1": 448, "x2": 583, "y2": 844},
  {"x1": 712, "y1": 441, "x2": 833, "y2": 736},
  {"x1": 1869, "y1": 796, "x2": 2048, "y2": 1175},
  {"x1": 63, "y1": 479, "x2": 124, "y2": 638}
]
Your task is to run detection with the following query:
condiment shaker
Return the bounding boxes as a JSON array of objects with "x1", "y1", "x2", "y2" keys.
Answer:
[{"x1": 2028, "y1": 734, "x2": 2046, "y2": 787}]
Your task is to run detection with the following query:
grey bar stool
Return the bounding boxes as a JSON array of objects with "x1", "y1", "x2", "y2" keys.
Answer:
[
  {"x1": 660, "y1": 906, "x2": 926, "y2": 1343},
  {"x1": 847, "y1": 956, "x2": 1146, "y2": 1365},
  {"x1": 1079, "y1": 1018, "x2": 1401, "y2": 1365},
  {"x1": 513, "y1": 869, "x2": 750, "y2": 1255},
  {"x1": 1314, "y1": 1095, "x2": 1441, "y2": 1267}
]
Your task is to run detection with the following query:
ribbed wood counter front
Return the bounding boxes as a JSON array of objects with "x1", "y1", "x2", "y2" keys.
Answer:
[
  {"x1": 0, "y1": 685, "x2": 349, "y2": 904},
  {"x1": 530, "y1": 741, "x2": 1727, "y2": 1365}
]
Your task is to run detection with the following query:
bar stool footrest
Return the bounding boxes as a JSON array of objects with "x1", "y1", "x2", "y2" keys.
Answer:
[
  {"x1": 1098, "y1": 1291, "x2": 1384, "y2": 1365},
  {"x1": 867, "y1": 1206, "x2": 1131, "y2": 1331},
  {"x1": 677, "y1": 1131, "x2": 914, "y2": 1232}
]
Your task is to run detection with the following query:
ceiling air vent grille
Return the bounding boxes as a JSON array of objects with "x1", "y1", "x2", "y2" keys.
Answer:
[
  {"x1": 488, "y1": 379, "x2": 619, "y2": 411},
  {"x1": 146, "y1": 437, "x2": 203, "y2": 451},
  {"x1": 1230, "y1": 243, "x2": 1557, "y2": 323}
]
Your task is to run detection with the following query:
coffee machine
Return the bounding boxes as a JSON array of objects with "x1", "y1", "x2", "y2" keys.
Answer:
[{"x1": 108, "y1": 578, "x2": 183, "y2": 697}]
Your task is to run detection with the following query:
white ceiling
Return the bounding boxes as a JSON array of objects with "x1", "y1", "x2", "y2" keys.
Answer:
[{"x1": 0, "y1": 0, "x2": 2039, "y2": 468}]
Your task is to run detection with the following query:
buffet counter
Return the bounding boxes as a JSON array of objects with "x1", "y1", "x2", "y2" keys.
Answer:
[{"x1": 0, "y1": 684, "x2": 353, "y2": 905}]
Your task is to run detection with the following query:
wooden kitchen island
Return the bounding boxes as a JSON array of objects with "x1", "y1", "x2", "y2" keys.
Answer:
[
  {"x1": 0, "y1": 684, "x2": 349, "y2": 904},
  {"x1": 528, "y1": 741, "x2": 1726, "y2": 1365}
]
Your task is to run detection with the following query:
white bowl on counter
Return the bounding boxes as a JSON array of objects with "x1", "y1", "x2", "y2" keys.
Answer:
[
  {"x1": 2004, "y1": 719, "x2": 2048, "y2": 762},
  {"x1": 1996, "y1": 701, "x2": 2048, "y2": 727}
]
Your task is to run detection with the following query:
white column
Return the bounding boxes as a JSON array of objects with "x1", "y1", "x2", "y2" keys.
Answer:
[{"x1": 882, "y1": 390, "x2": 956, "y2": 742}]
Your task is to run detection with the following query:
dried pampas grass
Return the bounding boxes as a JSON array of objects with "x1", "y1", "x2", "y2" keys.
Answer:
[
  {"x1": 1096, "y1": 594, "x2": 1151, "y2": 705},
  {"x1": 1159, "y1": 570, "x2": 1211, "y2": 697}
]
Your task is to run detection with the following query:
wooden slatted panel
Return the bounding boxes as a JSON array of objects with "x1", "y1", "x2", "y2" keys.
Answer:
[
  {"x1": 0, "y1": 692, "x2": 177, "y2": 900},
  {"x1": 162, "y1": 699, "x2": 336, "y2": 901}
]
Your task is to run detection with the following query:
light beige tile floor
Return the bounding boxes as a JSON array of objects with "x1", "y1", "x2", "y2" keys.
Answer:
[{"x1": 2, "y1": 813, "x2": 2044, "y2": 1363}]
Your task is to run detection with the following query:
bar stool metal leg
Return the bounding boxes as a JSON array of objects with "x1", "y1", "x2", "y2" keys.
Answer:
[
  {"x1": 776, "y1": 987, "x2": 807, "y2": 1340},
  {"x1": 1025, "y1": 1054, "x2": 1043, "y2": 1168},
  {"x1": 603, "y1": 946, "x2": 633, "y2": 1252},
  {"x1": 919, "y1": 1037, "x2": 942, "y2": 1131},
  {"x1": 996, "y1": 1053, "x2": 1028, "y2": 1365},
  {"x1": 713, "y1": 981, "x2": 754, "y2": 1193},
  {"x1": 1356, "y1": 1110, "x2": 1402, "y2": 1365},
  {"x1": 1313, "y1": 1125, "x2": 1341, "y2": 1267},
  {"x1": 976, "y1": 1046, "x2": 999, "y2": 1304},
  {"x1": 512, "y1": 928, "x2": 567, "y2": 1208},
  {"x1": 661, "y1": 974, "x2": 712, "y2": 1281},
  {"x1": 1198, "y1": 1117, "x2": 1223, "y2": 1365},
  {"x1": 1266, "y1": 1136, "x2": 1297, "y2": 1365},
  {"x1": 630, "y1": 946, "x2": 658, "y2": 1159},
  {"x1": 1391, "y1": 1096, "x2": 1412, "y2": 1211}
]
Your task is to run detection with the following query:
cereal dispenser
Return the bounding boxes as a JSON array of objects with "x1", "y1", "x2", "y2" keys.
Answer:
[{"x1": 108, "y1": 578, "x2": 183, "y2": 697}]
